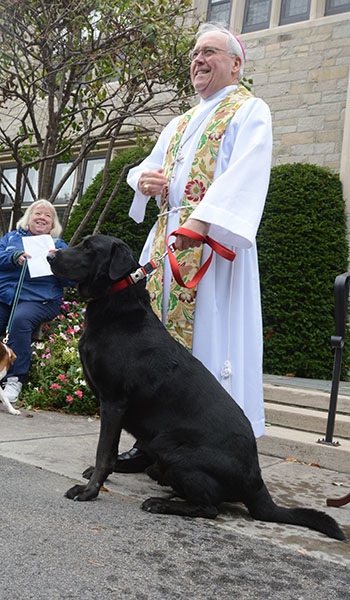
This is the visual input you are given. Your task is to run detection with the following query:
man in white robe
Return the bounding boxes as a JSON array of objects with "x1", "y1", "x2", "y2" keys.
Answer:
[{"x1": 116, "y1": 23, "x2": 272, "y2": 472}]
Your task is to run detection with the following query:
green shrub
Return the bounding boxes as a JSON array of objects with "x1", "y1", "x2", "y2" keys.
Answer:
[
  {"x1": 65, "y1": 145, "x2": 159, "y2": 257},
  {"x1": 257, "y1": 163, "x2": 349, "y2": 379}
]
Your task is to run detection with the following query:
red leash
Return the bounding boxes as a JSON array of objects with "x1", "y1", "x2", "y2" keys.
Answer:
[{"x1": 165, "y1": 227, "x2": 236, "y2": 289}]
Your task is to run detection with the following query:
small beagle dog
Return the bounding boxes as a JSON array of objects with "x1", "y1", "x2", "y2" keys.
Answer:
[{"x1": 0, "y1": 341, "x2": 21, "y2": 415}]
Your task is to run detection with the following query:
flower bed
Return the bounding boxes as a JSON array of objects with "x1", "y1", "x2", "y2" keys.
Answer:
[{"x1": 22, "y1": 294, "x2": 99, "y2": 415}]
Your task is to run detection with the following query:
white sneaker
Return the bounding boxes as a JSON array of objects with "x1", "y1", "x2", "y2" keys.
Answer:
[{"x1": 4, "y1": 377, "x2": 23, "y2": 403}]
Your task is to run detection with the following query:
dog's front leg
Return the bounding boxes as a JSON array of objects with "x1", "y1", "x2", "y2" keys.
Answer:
[
  {"x1": 65, "y1": 403, "x2": 124, "y2": 502},
  {"x1": 0, "y1": 388, "x2": 21, "y2": 416}
]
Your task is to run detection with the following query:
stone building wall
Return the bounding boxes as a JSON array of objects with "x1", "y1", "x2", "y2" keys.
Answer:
[{"x1": 237, "y1": 15, "x2": 350, "y2": 205}]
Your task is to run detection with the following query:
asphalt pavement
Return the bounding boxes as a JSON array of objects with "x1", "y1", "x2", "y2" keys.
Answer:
[{"x1": 0, "y1": 407, "x2": 349, "y2": 599}]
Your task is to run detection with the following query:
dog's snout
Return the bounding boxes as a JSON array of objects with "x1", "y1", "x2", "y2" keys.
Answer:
[{"x1": 47, "y1": 251, "x2": 57, "y2": 264}]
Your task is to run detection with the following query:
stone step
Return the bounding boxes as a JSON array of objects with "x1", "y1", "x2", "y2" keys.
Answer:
[
  {"x1": 257, "y1": 424, "x2": 350, "y2": 474},
  {"x1": 260, "y1": 377, "x2": 350, "y2": 474},
  {"x1": 264, "y1": 401, "x2": 350, "y2": 440},
  {"x1": 264, "y1": 382, "x2": 350, "y2": 415}
]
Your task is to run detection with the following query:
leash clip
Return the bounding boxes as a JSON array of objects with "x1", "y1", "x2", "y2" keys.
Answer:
[
  {"x1": 149, "y1": 245, "x2": 176, "y2": 269},
  {"x1": 155, "y1": 246, "x2": 175, "y2": 263}
]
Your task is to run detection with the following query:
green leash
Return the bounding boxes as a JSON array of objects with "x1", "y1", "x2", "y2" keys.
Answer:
[{"x1": 3, "y1": 259, "x2": 28, "y2": 344}]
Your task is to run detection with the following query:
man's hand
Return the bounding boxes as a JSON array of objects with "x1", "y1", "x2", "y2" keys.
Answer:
[
  {"x1": 138, "y1": 168, "x2": 168, "y2": 196},
  {"x1": 174, "y1": 219, "x2": 210, "y2": 251}
]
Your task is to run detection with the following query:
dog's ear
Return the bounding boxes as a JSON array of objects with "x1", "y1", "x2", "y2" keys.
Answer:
[
  {"x1": 109, "y1": 241, "x2": 139, "y2": 281},
  {"x1": 0, "y1": 343, "x2": 6, "y2": 361}
]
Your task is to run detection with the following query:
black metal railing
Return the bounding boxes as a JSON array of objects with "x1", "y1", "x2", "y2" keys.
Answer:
[{"x1": 318, "y1": 271, "x2": 350, "y2": 446}]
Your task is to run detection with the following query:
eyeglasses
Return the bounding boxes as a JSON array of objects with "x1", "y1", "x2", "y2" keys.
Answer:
[{"x1": 189, "y1": 46, "x2": 228, "y2": 62}]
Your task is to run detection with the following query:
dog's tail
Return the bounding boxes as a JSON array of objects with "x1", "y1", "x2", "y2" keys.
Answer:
[{"x1": 245, "y1": 483, "x2": 346, "y2": 541}]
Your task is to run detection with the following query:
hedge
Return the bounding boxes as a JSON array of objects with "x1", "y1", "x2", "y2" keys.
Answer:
[{"x1": 257, "y1": 163, "x2": 349, "y2": 379}]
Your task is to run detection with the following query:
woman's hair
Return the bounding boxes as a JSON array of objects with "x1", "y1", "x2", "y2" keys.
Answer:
[
  {"x1": 16, "y1": 199, "x2": 63, "y2": 238},
  {"x1": 196, "y1": 22, "x2": 245, "y2": 80}
]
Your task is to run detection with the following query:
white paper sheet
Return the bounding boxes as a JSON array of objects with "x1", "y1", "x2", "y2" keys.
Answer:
[{"x1": 22, "y1": 234, "x2": 56, "y2": 278}]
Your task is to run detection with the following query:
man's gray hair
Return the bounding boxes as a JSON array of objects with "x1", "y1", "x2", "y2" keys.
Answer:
[{"x1": 196, "y1": 23, "x2": 245, "y2": 80}]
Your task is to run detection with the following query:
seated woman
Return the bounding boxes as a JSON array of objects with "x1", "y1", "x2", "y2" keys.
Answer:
[{"x1": 0, "y1": 199, "x2": 73, "y2": 404}]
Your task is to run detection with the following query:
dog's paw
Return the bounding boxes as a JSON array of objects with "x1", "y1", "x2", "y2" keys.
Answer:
[
  {"x1": 9, "y1": 407, "x2": 21, "y2": 415},
  {"x1": 141, "y1": 497, "x2": 169, "y2": 514},
  {"x1": 65, "y1": 484, "x2": 99, "y2": 502},
  {"x1": 82, "y1": 465, "x2": 95, "y2": 480}
]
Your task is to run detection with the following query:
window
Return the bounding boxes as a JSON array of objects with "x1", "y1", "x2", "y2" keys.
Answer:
[
  {"x1": 82, "y1": 157, "x2": 105, "y2": 194},
  {"x1": 242, "y1": 0, "x2": 272, "y2": 32},
  {"x1": 52, "y1": 163, "x2": 75, "y2": 203},
  {"x1": 280, "y1": 0, "x2": 310, "y2": 24},
  {"x1": 23, "y1": 168, "x2": 39, "y2": 203},
  {"x1": 0, "y1": 158, "x2": 102, "y2": 207},
  {"x1": 325, "y1": 0, "x2": 350, "y2": 14},
  {"x1": 207, "y1": 0, "x2": 232, "y2": 27},
  {"x1": 0, "y1": 168, "x2": 17, "y2": 205}
]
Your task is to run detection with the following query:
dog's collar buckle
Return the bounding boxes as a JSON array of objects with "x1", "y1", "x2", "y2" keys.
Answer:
[
  {"x1": 129, "y1": 260, "x2": 157, "y2": 284},
  {"x1": 108, "y1": 260, "x2": 158, "y2": 295}
]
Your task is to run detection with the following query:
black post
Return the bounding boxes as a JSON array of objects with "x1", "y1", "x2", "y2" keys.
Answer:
[{"x1": 318, "y1": 272, "x2": 350, "y2": 446}]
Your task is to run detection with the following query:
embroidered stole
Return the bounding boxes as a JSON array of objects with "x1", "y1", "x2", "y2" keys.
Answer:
[{"x1": 147, "y1": 85, "x2": 253, "y2": 351}]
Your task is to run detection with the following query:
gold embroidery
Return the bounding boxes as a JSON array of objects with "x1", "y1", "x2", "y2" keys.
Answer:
[{"x1": 147, "y1": 85, "x2": 253, "y2": 351}]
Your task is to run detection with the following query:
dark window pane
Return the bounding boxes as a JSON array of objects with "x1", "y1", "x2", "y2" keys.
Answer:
[
  {"x1": 242, "y1": 0, "x2": 272, "y2": 32},
  {"x1": 207, "y1": 0, "x2": 232, "y2": 27},
  {"x1": 325, "y1": 0, "x2": 350, "y2": 15},
  {"x1": 23, "y1": 168, "x2": 39, "y2": 203},
  {"x1": 280, "y1": 0, "x2": 310, "y2": 24},
  {"x1": 0, "y1": 168, "x2": 17, "y2": 205}
]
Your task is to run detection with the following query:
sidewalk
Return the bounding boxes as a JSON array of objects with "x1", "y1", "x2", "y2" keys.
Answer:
[{"x1": 0, "y1": 406, "x2": 349, "y2": 567}]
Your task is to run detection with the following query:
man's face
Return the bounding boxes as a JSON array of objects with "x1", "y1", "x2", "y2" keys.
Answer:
[{"x1": 190, "y1": 32, "x2": 241, "y2": 99}]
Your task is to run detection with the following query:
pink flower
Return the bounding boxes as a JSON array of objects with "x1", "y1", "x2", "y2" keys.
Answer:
[
  {"x1": 58, "y1": 374, "x2": 68, "y2": 381},
  {"x1": 50, "y1": 383, "x2": 61, "y2": 390},
  {"x1": 66, "y1": 395, "x2": 73, "y2": 403},
  {"x1": 75, "y1": 390, "x2": 83, "y2": 398}
]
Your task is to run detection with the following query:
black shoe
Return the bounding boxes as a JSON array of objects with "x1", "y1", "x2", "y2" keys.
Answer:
[{"x1": 113, "y1": 447, "x2": 152, "y2": 473}]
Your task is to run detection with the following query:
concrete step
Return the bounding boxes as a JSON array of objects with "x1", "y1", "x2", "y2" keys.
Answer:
[
  {"x1": 260, "y1": 376, "x2": 350, "y2": 474},
  {"x1": 264, "y1": 401, "x2": 350, "y2": 440},
  {"x1": 264, "y1": 382, "x2": 350, "y2": 415},
  {"x1": 257, "y1": 424, "x2": 350, "y2": 474}
]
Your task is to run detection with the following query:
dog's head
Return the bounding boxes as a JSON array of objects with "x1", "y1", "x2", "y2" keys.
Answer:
[{"x1": 47, "y1": 235, "x2": 140, "y2": 299}]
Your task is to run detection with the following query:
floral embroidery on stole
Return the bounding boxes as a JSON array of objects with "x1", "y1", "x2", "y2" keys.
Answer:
[{"x1": 147, "y1": 85, "x2": 253, "y2": 351}]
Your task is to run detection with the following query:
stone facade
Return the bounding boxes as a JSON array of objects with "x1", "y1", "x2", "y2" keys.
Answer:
[{"x1": 243, "y1": 17, "x2": 350, "y2": 207}]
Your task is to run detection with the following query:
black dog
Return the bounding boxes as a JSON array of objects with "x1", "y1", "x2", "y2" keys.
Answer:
[{"x1": 48, "y1": 235, "x2": 345, "y2": 540}]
